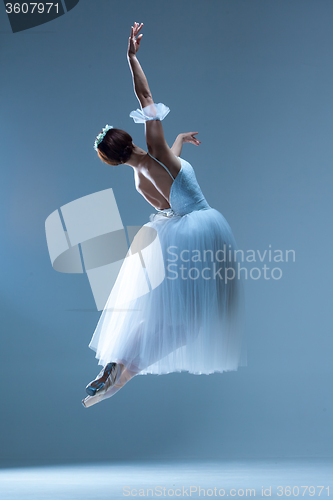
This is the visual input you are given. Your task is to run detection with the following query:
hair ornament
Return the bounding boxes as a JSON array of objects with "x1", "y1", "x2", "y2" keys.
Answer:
[{"x1": 94, "y1": 125, "x2": 113, "y2": 151}]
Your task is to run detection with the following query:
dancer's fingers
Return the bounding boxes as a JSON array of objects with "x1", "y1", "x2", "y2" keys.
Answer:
[{"x1": 134, "y1": 22, "x2": 143, "y2": 36}]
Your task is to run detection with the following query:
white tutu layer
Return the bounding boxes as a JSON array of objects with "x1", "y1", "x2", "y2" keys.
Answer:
[{"x1": 88, "y1": 207, "x2": 246, "y2": 376}]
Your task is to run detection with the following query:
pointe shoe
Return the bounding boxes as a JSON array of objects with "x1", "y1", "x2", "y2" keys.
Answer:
[
  {"x1": 82, "y1": 365, "x2": 134, "y2": 408},
  {"x1": 85, "y1": 362, "x2": 120, "y2": 396},
  {"x1": 82, "y1": 393, "x2": 106, "y2": 408}
]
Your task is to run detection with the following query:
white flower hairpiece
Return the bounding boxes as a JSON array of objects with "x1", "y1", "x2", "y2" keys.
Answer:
[{"x1": 94, "y1": 124, "x2": 113, "y2": 151}]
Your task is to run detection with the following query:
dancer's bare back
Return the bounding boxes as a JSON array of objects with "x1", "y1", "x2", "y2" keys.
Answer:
[{"x1": 134, "y1": 150, "x2": 182, "y2": 209}]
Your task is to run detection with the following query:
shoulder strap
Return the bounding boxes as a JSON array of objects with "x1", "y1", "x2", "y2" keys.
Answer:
[{"x1": 147, "y1": 152, "x2": 175, "y2": 180}]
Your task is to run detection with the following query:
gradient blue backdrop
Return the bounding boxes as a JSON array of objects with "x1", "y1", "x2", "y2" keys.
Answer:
[{"x1": 1, "y1": 0, "x2": 332, "y2": 466}]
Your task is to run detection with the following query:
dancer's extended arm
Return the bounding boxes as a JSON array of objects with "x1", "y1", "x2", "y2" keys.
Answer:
[
  {"x1": 127, "y1": 23, "x2": 178, "y2": 165},
  {"x1": 127, "y1": 23, "x2": 153, "y2": 109},
  {"x1": 171, "y1": 133, "x2": 201, "y2": 157},
  {"x1": 127, "y1": 24, "x2": 201, "y2": 168}
]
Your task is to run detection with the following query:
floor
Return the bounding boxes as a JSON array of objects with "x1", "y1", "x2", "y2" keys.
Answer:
[{"x1": 0, "y1": 459, "x2": 332, "y2": 499}]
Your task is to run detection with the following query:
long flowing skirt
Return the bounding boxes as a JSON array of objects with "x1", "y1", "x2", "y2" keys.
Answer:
[{"x1": 88, "y1": 207, "x2": 247, "y2": 376}]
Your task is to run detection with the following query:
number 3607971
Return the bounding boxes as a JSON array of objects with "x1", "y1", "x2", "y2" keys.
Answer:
[{"x1": 5, "y1": 3, "x2": 59, "y2": 14}]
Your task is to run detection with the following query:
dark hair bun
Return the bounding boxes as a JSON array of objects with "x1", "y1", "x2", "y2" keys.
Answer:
[{"x1": 96, "y1": 128, "x2": 133, "y2": 166}]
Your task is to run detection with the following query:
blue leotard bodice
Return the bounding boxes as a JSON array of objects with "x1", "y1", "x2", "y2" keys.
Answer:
[{"x1": 148, "y1": 153, "x2": 211, "y2": 216}]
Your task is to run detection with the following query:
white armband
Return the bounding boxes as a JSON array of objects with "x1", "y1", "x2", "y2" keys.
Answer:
[{"x1": 129, "y1": 103, "x2": 170, "y2": 123}]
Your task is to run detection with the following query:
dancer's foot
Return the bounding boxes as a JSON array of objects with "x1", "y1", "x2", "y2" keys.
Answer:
[
  {"x1": 85, "y1": 362, "x2": 120, "y2": 396},
  {"x1": 82, "y1": 364, "x2": 136, "y2": 408}
]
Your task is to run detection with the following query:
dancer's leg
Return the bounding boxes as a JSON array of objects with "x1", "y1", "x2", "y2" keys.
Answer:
[{"x1": 83, "y1": 318, "x2": 199, "y2": 408}]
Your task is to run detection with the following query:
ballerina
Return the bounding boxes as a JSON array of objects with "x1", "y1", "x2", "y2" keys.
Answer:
[{"x1": 82, "y1": 22, "x2": 246, "y2": 408}]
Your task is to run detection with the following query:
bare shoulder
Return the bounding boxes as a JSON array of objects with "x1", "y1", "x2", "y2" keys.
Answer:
[
  {"x1": 145, "y1": 119, "x2": 181, "y2": 177},
  {"x1": 147, "y1": 145, "x2": 182, "y2": 179}
]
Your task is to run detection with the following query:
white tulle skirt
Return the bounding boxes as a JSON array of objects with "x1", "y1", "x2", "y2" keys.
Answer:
[{"x1": 88, "y1": 207, "x2": 246, "y2": 376}]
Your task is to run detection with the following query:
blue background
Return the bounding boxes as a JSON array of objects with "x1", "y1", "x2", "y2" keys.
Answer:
[{"x1": 1, "y1": 0, "x2": 332, "y2": 466}]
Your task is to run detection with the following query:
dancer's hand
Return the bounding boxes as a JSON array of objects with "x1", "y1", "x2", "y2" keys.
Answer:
[
  {"x1": 128, "y1": 22, "x2": 144, "y2": 58},
  {"x1": 171, "y1": 133, "x2": 201, "y2": 156},
  {"x1": 181, "y1": 132, "x2": 201, "y2": 146}
]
